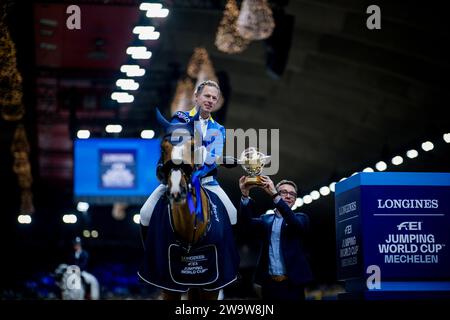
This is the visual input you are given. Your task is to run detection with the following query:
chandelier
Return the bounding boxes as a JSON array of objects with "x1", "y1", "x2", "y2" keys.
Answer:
[
  {"x1": 11, "y1": 124, "x2": 35, "y2": 214},
  {"x1": 215, "y1": 0, "x2": 250, "y2": 54},
  {"x1": 170, "y1": 77, "x2": 194, "y2": 114},
  {"x1": 1, "y1": 15, "x2": 24, "y2": 121},
  {"x1": 2, "y1": 9, "x2": 35, "y2": 214},
  {"x1": 187, "y1": 47, "x2": 212, "y2": 79},
  {"x1": 236, "y1": 0, "x2": 275, "y2": 40}
]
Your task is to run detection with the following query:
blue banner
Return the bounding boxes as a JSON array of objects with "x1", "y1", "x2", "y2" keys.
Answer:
[{"x1": 335, "y1": 172, "x2": 450, "y2": 288}]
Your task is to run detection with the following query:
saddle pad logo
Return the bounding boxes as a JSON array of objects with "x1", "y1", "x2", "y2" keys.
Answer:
[{"x1": 168, "y1": 244, "x2": 219, "y2": 285}]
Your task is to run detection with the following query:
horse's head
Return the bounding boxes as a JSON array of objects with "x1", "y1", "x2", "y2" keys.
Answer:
[
  {"x1": 161, "y1": 139, "x2": 193, "y2": 204},
  {"x1": 157, "y1": 109, "x2": 204, "y2": 205}
]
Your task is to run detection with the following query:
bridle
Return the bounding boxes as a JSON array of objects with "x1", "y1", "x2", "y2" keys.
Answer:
[
  {"x1": 164, "y1": 161, "x2": 194, "y2": 202},
  {"x1": 163, "y1": 159, "x2": 209, "y2": 249}
]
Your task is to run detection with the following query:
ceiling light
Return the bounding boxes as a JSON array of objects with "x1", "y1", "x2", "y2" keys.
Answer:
[
  {"x1": 105, "y1": 124, "x2": 122, "y2": 133},
  {"x1": 133, "y1": 26, "x2": 155, "y2": 33},
  {"x1": 310, "y1": 190, "x2": 320, "y2": 200},
  {"x1": 111, "y1": 92, "x2": 134, "y2": 103},
  {"x1": 406, "y1": 149, "x2": 418, "y2": 159},
  {"x1": 77, "y1": 202, "x2": 89, "y2": 212},
  {"x1": 141, "y1": 130, "x2": 155, "y2": 139},
  {"x1": 443, "y1": 133, "x2": 450, "y2": 143},
  {"x1": 303, "y1": 195, "x2": 312, "y2": 204},
  {"x1": 77, "y1": 130, "x2": 90, "y2": 139},
  {"x1": 421, "y1": 141, "x2": 434, "y2": 151},
  {"x1": 138, "y1": 31, "x2": 160, "y2": 40},
  {"x1": 62, "y1": 214, "x2": 77, "y2": 224},
  {"x1": 18, "y1": 215, "x2": 32, "y2": 224},
  {"x1": 120, "y1": 65, "x2": 146, "y2": 77},
  {"x1": 116, "y1": 79, "x2": 139, "y2": 91},
  {"x1": 391, "y1": 155, "x2": 403, "y2": 165},
  {"x1": 329, "y1": 182, "x2": 336, "y2": 192},
  {"x1": 126, "y1": 46, "x2": 152, "y2": 59},
  {"x1": 133, "y1": 214, "x2": 140, "y2": 224},
  {"x1": 319, "y1": 186, "x2": 330, "y2": 196},
  {"x1": 145, "y1": 8, "x2": 169, "y2": 18},
  {"x1": 140, "y1": 3, "x2": 169, "y2": 17},
  {"x1": 133, "y1": 26, "x2": 160, "y2": 40},
  {"x1": 295, "y1": 198, "x2": 304, "y2": 207},
  {"x1": 375, "y1": 161, "x2": 387, "y2": 171},
  {"x1": 139, "y1": 3, "x2": 162, "y2": 11}
]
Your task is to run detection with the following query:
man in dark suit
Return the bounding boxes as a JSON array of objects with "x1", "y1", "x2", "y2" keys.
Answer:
[{"x1": 239, "y1": 176, "x2": 313, "y2": 300}]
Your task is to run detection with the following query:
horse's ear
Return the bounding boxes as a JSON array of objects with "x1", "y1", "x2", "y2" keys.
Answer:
[
  {"x1": 155, "y1": 108, "x2": 171, "y2": 132},
  {"x1": 156, "y1": 108, "x2": 193, "y2": 137}
]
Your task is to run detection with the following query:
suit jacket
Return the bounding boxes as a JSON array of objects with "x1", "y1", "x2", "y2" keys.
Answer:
[
  {"x1": 240, "y1": 198, "x2": 313, "y2": 286},
  {"x1": 70, "y1": 250, "x2": 89, "y2": 271}
]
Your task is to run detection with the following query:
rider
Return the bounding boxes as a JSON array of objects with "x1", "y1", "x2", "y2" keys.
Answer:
[
  {"x1": 67, "y1": 237, "x2": 100, "y2": 300},
  {"x1": 70, "y1": 237, "x2": 89, "y2": 271},
  {"x1": 139, "y1": 80, "x2": 237, "y2": 242}
]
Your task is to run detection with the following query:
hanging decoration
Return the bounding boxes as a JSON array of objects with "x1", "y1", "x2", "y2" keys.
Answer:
[
  {"x1": 112, "y1": 202, "x2": 128, "y2": 221},
  {"x1": 186, "y1": 47, "x2": 215, "y2": 79},
  {"x1": 0, "y1": 9, "x2": 24, "y2": 121},
  {"x1": 11, "y1": 124, "x2": 35, "y2": 214},
  {"x1": 1, "y1": 4, "x2": 35, "y2": 214},
  {"x1": 170, "y1": 77, "x2": 195, "y2": 114},
  {"x1": 215, "y1": 0, "x2": 250, "y2": 54},
  {"x1": 236, "y1": 0, "x2": 275, "y2": 40}
]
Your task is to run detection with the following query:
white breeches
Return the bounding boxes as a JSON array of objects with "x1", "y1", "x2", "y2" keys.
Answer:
[{"x1": 139, "y1": 183, "x2": 237, "y2": 226}]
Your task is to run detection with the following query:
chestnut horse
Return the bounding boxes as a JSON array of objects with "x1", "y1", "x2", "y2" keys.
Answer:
[
  {"x1": 137, "y1": 109, "x2": 239, "y2": 300},
  {"x1": 159, "y1": 137, "x2": 219, "y2": 300}
]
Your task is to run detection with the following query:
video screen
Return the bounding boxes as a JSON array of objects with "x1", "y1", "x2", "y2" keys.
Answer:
[{"x1": 74, "y1": 138, "x2": 160, "y2": 204}]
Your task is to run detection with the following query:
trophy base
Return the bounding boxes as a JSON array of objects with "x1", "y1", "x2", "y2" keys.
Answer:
[{"x1": 244, "y1": 176, "x2": 264, "y2": 186}]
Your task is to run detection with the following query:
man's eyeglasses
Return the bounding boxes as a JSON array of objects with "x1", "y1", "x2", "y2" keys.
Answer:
[{"x1": 278, "y1": 190, "x2": 297, "y2": 198}]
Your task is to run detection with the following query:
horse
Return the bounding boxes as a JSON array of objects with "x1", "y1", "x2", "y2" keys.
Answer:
[
  {"x1": 138, "y1": 109, "x2": 239, "y2": 300},
  {"x1": 54, "y1": 264, "x2": 100, "y2": 300},
  {"x1": 161, "y1": 136, "x2": 215, "y2": 300}
]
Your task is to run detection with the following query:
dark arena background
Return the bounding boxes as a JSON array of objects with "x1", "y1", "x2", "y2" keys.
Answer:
[{"x1": 1, "y1": 0, "x2": 450, "y2": 308}]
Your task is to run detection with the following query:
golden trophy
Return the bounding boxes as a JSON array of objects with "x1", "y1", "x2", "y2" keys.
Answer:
[{"x1": 238, "y1": 147, "x2": 271, "y2": 186}]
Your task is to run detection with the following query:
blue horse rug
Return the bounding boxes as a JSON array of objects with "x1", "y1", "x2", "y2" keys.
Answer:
[{"x1": 138, "y1": 189, "x2": 240, "y2": 292}]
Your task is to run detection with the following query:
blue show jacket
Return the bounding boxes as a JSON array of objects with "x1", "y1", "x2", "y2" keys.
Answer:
[{"x1": 164, "y1": 107, "x2": 226, "y2": 186}]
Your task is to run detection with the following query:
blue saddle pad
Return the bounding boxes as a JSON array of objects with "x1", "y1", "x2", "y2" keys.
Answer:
[{"x1": 138, "y1": 189, "x2": 239, "y2": 292}]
